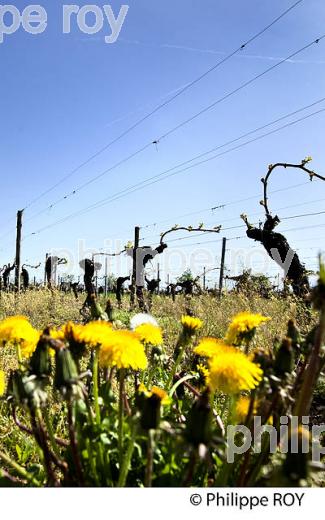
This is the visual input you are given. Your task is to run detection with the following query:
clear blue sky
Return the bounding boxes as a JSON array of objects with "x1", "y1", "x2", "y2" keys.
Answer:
[{"x1": 1, "y1": 0, "x2": 325, "y2": 287}]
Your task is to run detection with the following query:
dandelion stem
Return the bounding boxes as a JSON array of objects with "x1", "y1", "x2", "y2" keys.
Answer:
[
  {"x1": 209, "y1": 391, "x2": 216, "y2": 414},
  {"x1": 67, "y1": 400, "x2": 85, "y2": 486},
  {"x1": 219, "y1": 395, "x2": 230, "y2": 422},
  {"x1": 118, "y1": 369, "x2": 126, "y2": 468},
  {"x1": 85, "y1": 438, "x2": 100, "y2": 487},
  {"x1": 183, "y1": 449, "x2": 197, "y2": 486},
  {"x1": 92, "y1": 348, "x2": 101, "y2": 424},
  {"x1": 294, "y1": 308, "x2": 325, "y2": 419},
  {"x1": 146, "y1": 364, "x2": 155, "y2": 387},
  {"x1": 145, "y1": 429, "x2": 155, "y2": 487},
  {"x1": 16, "y1": 343, "x2": 23, "y2": 366},
  {"x1": 30, "y1": 408, "x2": 58, "y2": 486},
  {"x1": 118, "y1": 419, "x2": 138, "y2": 487},
  {"x1": 167, "y1": 336, "x2": 187, "y2": 388},
  {"x1": 44, "y1": 409, "x2": 61, "y2": 460},
  {"x1": 0, "y1": 450, "x2": 40, "y2": 486},
  {"x1": 236, "y1": 392, "x2": 256, "y2": 486},
  {"x1": 245, "y1": 434, "x2": 270, "y2": 486},
  {"x1": 169, "y1": 374, "x2": 196, "y2": 398},
  {"x1": 227, "y1": 396, "x2": 236, "y2": 426}
]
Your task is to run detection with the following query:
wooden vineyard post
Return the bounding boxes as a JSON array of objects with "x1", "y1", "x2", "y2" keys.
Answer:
[
  {"x1": 44, "y1": 253, "x2": 48, "y2": 286},
  {"x1": 14, "y1": 210, "x2": 23, "y2": 293},
  {"x1": 130, "y1": 226, "x2": 140, "y2": 307},
  {"x1": 104, "y1": 257, "x2": 108, "y2": 296},
  {"x1": 218, "y1": 237, "x2": 227, "y2": 298},
  {"x1": 157, "y1": 262, "x2": 160, "y2": 294}
]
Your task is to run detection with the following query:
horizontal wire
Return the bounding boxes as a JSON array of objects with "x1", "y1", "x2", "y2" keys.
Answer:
[
  {"x1": 21, "y1": 0, "x2": 305, "y2": 212},
  {"x1": 24, "y1": 107, "x2": 325, "y2": 239}
]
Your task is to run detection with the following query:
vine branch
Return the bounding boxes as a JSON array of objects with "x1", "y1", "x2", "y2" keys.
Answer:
[
  {"x1": 92, "y1": 250, "x2": 126, "y2": 260},
  {"x1": 22, "y1": 263, "x2": 41, "y2": 269},
  {"x1": 159, "y1": 224, "x2": 221, "y2": 245},
  {"x1": 262, "y1": 158, "x2": 325, "y2": 216}
]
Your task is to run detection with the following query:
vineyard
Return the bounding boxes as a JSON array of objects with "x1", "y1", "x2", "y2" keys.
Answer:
[
  {"x1": 0, "y1": 263, "x2": 324, "y2": 487},
  {"x1": 1, "y1": 0, "x2": 325, "y2": 497}
]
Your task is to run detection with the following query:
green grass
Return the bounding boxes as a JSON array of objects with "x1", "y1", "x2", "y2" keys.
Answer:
[{"x1": 0, "y1": 289, "x2": 315, "y2": 370}]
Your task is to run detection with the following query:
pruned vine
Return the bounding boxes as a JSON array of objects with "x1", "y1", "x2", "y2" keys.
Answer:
[
  {"x1": 240, "y1": 157, "x2": 325, "y2": 297},
  {"x1": 159, "y1": 223, "x2": 221, "y2": 245},
  {"x1": 261, "y1": 157, "x2": 325, "y2": 216}
]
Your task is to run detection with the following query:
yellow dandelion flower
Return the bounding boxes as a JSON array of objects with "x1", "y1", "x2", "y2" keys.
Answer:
[
  {"x1": 207, "y1": 346, "x2": 263, "y2": 394},
  {"x1": 196, "y1": 363, "x2": 209, "y2": 379},
  {"x1": 194, "y1": 337, "x2": 229, "y2": 358},
  {"x1": 138, "y1": 382, "x2": 148, "y2": 394},
  {"x1": 234, "y1": 396, "x2": 257, "y2": 423},
  {"x1": 99, "y1": 330, "x2": 147, "y2": 370},
  {"x1": 48, "y1": 327, "x2": 66, "y2": 342},
  {"x1": 0, "y1": 370, "x2": 5, "y2": 396},
  {"x1": 135, "y1": 323, "x2": 163, "y2": 346},
  {"x1": 0, "y1": 316, "x2": 40, "y2": 358},
  {"x1": 181, "y1": 315, "x2": 203, "y2": 334},
  {"x1": 44, "y1": 328, "x2": 63, "y2": 357},
  {"x1": 0, "y1": 316, "x2": 31, "y2": 341},
  {"x1": 21, "y1": 334, "x2": 41, "y2": 358},
  {"x1": 74, "y1": 320, "x2": 113, "y2": 348},
  {"x1": 225, "y1": 312, "x2": 270, "y2": 345},
  {"x1": 138, "y1": 383, "x2": 170, "y2": 404},
  {"x1": 151, "y1": 386, "x2": 169, "y2": 404},
  {"x1": 196, "y1": 363, "x2": 209, "y2": 388},
  {"x1": 48, "y1": 322, "x2": 86, "y2": 358}
]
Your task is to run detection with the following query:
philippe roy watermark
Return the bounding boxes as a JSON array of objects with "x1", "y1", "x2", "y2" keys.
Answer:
[
  {"x1": 226, "y1": 415, "x2": 325, "y2": 463},
  {"x1": 0, "y1": 4, "x2": 129, "y2": 44}
]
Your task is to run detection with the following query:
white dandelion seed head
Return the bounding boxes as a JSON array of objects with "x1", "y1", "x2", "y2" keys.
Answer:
[{"x1": 130, "y1": 313, "x2": 158, "y2": 330}]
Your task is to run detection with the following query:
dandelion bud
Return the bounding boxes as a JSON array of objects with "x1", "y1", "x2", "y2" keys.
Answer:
[
  {"x1": 287, "y1": 319, "x2": 301, "y2": 350},
  {"x1": 251, "y1": 348, "x2": 273, "y2": 376},
  {"x1": 185, "y1": 389, "x2": 212, "y2": 446},
  {"x1": 54, "y1": 346, "x2": 80, "y2": 398},
  {"x1": 274, "y1": 338, "x2": 294, "y2": 377},
  {"x1": 29, "y1": 335, "x2": 51, "y2": 378},
  {"x1": 140, "y1": 393, "x2": 162, "y2": 431},
  {"x1": 90, "y1": 295, "x2": 108, "y2": 321},
  {"x1": 173, "y1": 372, "x2": 186, "y2": 399},
  {"x1": 7, "y1": 371, "x2": 47, "y2": 409},
  {"x1": 7, "y1": 371, "x2": 27, "y2": 405},
  {"x1": 283, "y1": 426, "x2": 310, "y2": 483},
  {"x1": 311, "y1": 259, "x2": 325, "y2": 310},
  {"x1": 138, "y1": 386, "x2": 169, "y2": 431},
  {"x1": 105, "y1": 299, "x2": 116, "y2": 322}
]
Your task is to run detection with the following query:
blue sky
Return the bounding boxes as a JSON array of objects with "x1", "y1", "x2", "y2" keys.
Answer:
[{"x1": 1, "y1": 0, "x2": 325, "y2": 287}]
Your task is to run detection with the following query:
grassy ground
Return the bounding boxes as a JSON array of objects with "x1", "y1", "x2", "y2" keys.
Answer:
[
  {"x1": 0, "y1": 288, "x2": 315, "y2": 376},
  {"x1": 0, "y1": 288, "x2": 315, "y2": 355},
  {"x1": 0, "y1": 289, "x2": 317, "y2": 480}
]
